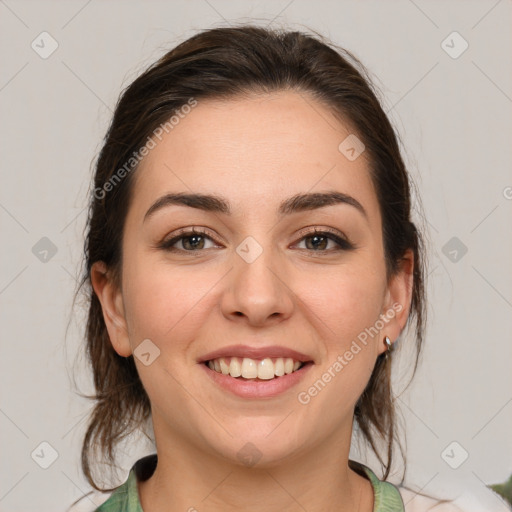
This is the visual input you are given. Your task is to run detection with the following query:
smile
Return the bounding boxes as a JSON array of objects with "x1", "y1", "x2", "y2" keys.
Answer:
[
  {"x1": 206, "y1": 356, "x2": 303, "y2": 380},
  {"x1": 201, "y1": 360, "x2": 314, "y2": 399}
]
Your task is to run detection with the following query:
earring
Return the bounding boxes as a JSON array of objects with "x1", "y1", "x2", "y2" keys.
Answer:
[{"x1": 384, "y1": 335, "x2": 393, "y2": 352}]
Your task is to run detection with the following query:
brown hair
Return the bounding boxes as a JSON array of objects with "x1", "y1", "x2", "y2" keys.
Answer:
[{"x1": 78, "y1": 25, "x2": 426, "y2": 491}]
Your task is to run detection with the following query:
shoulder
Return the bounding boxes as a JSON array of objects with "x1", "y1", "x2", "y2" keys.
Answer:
[
  {"x1": 349, "y1": 460, "x2": 405, "y2": 510},
  {"x1": 349, "y1": 460, "x2": 510, "y2": 512},
  {"x1": 66, "y1": 490, "x2": 113, "y2": 512},
  {"x1": 66, "y1": 454, "x2": 157, "y2": 512}
]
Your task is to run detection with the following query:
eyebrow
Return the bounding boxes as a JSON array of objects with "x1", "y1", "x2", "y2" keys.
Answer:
[{"x1": 143, "y1": 190, "x2": 367, "y2": 222}]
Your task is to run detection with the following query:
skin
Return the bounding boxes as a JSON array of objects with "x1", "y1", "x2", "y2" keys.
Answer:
[{"x1": 92, "y1": 91, "x2": 413, "y2": 512}]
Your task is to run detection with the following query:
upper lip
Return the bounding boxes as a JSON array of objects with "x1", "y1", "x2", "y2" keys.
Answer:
[{"x1": 198, "y1": 345, "x2": 314, "y2": 364}]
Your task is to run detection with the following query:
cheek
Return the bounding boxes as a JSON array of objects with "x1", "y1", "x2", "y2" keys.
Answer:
[
  {"x1": 298, "y1": 263, "x2": 385, "y2": 341},
  {"x1": 123, "y1": 254, "x2": 194, "y2": 344},
  {"x1": 123, "y1": 251, "x2": 226, "y2": 361},
  {"x1": 295, "y1": 264, "x2": 384, "y2": 400}
]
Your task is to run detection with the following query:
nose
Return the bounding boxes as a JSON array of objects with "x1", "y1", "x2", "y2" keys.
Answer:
[{"x1": 220, "y1": 243, "x2": 294, "y2": 327}]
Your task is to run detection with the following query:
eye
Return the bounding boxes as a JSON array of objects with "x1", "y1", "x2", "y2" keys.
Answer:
[
  {"x1": 294, "y1": 228, "x2": 355, "y2": 252},
  {"x1": 158, "y1": 227, "x2": 355, "y2": 254},
  {"x1": 159, "y1": 228, "x2": 220, "y2": 252}
]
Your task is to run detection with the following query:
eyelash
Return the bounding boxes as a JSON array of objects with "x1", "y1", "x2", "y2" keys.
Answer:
[{"x1": 158, "y1": 227, "x2": 355, "y2": 254}]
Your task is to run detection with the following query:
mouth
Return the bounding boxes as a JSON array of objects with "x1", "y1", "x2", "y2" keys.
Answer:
[
  {"x1": 205, "y1": 356, "x2": 308, "y2": 381},
  {"x1": 198, "y1": 346, "x2": 314, "y2": 398},
  {"x1": 202, "y1": 358, "x2": 313, "y2": 398}
]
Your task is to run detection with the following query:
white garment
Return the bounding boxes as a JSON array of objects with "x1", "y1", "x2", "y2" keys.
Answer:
[{"x1": 399, "y1": 486, "x2": 511, "y2": 512}]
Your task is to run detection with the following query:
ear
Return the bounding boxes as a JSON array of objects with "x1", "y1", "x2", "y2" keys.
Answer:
[
  {"x1": 378, "y1": 249, "x2": 414, "y2": 355},
  {"x1": 90, "y1": 261, "x2": 132, "y2": 357}
]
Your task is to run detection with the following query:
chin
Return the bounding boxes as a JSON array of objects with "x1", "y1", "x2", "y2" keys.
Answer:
[{"x1": 205, "y1": 425, "x2": 307, "y2": 470}]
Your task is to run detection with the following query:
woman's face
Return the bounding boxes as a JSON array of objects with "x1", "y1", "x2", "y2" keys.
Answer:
[{"x1": 93, "y1": 91, "x2": 412, "y2": 467}]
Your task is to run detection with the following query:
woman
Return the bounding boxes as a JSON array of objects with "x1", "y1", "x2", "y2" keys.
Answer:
[{"x1": 73, "y1": 25, "x2": 433, "y2": 511}]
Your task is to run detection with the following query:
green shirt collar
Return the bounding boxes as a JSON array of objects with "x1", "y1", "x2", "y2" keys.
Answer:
[{"x1": 96, "y1": 454, "x2": 404, "y2": 512}]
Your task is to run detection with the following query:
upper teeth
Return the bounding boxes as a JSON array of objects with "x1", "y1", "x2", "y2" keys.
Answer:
[{"x1": 207, "y1": 357, "x2": 302, "y2": 380}]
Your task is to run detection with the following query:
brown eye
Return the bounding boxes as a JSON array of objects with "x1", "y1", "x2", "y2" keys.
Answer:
[
  {"x1": 160, "y1": 229, "x2": 218, "y2": 252},
  {"x1": 296, "y1": 229, "x2": 355, "y2": 252}
]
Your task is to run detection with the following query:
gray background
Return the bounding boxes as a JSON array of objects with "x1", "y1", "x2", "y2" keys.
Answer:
[{"x1": 0, "y1": 1, "x2": 511, "y2": 511}]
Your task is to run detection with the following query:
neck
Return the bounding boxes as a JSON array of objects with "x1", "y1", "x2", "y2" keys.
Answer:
[{"x1": 138, "y1": 427, "x2": 373, "y2": 512}]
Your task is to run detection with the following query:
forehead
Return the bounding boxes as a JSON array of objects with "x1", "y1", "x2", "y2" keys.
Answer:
[{"x1": 130, "y1": 91, "x2": 378, "y2": 221}]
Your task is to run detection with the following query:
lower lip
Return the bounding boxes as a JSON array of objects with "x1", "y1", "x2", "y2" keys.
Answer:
[{"x1": 200, "y1": 362, "x2": 313, "y2": 399}]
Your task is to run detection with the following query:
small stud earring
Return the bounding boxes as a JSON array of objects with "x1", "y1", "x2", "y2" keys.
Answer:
[{"x1": 384, "y1": 335, "x2": 393, "y2": 352}]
